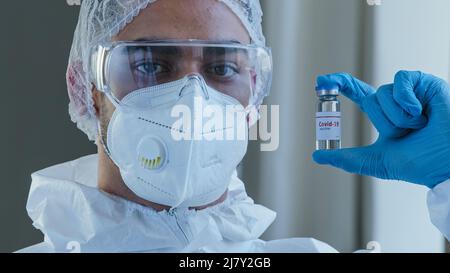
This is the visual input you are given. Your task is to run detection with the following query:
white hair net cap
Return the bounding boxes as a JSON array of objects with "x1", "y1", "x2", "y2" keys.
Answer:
[{"x1": 66, "y1": 0, "x2": 266, "y2": 141}]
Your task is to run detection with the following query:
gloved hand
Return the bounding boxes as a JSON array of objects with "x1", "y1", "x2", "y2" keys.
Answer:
[{"x1": 313, "y1": 71, "x2": 450, "y2": 188}]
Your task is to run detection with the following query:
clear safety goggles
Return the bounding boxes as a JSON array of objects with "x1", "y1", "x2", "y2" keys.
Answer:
[{"x1": 90, "y1": 40, "x2": 272, "y2": 108}]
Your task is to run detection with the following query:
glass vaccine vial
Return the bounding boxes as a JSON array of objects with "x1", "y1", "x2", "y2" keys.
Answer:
[{"x1": 316, "y1": 88, "x2": 341, "y2": 150}]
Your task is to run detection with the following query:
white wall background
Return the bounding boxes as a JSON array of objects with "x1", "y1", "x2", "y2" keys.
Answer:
[{"x1": 361, "y1": 0, "x2": 450, "y2": 252}]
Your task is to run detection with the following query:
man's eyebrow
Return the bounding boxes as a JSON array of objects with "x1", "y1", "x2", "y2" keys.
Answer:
[
  {"x1": 131, "y1": 38, "x2": 244, "y2": 44},
  {"x1": 127, "y1": 45, "x2": 182, "y2": 57},
  {"x1": 132, "y1": 37, "x2": 163, "y2": 42},
  {"x1": 203, "y1": 47, "x2": 248, "y2": 57},
  {"x1": 126, "y1": 38, "x2": 247, "y2": 57},
  {"x1": 211, "y1": 39, "x2": 243, "y2": 44}
]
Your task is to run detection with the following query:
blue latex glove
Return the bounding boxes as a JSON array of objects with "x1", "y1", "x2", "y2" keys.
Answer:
[{"x1": 313, "y1": 71, "x2": 450, "y2": 188}]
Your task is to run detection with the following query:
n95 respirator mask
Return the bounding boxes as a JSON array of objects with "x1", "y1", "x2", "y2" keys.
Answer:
[{"x1": 103, "y1": 75, "x2": 249, "y2": 208}]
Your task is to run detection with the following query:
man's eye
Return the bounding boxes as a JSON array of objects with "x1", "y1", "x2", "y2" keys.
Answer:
[
  {"x1": 206, "y1": 63, "x2": 239, "y2": 78},
  {"x1": 135, "y1": 62, "x2": 168, "y2": 75}
]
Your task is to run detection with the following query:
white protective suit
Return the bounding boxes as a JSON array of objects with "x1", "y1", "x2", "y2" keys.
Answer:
[{"x1": 17, "y1": 154, "x2": 450, "y2": 253}]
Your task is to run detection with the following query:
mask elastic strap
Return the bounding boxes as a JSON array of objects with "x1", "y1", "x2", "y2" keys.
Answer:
[
  {"x1": 97, "y1": 119, "x2": 113, "y2": 159},
  {"x1": 98, "y1": 91, "x2": 130, "y2": 159}
]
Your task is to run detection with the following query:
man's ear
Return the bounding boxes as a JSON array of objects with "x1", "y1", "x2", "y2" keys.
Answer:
[{"x1": 92, "y1": 86, "x2": 102, "y2": 118}]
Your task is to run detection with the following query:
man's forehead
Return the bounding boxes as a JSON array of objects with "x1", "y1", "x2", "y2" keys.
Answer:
[{"x1": 113, "y1": 0, "x2": 251, "y2": 44}]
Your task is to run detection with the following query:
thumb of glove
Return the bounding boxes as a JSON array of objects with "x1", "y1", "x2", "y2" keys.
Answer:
[{"x1": 312, "y1": 146, "x2": 384, "y2": 178}]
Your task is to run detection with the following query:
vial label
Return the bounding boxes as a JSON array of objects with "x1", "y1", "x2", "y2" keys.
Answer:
[{"x1": 316, "y1": 112, "x2": 341, "y2": 141}]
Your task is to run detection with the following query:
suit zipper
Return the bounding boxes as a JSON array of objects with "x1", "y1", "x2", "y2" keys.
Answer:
[{"x1": 169, "y1": 208, "x2": 189, "y2": 244}]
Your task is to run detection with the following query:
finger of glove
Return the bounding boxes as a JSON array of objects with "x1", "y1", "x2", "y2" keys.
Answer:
[
  {"x1": 362, "y1": 93, "x2": 409, "y2": 138},
  {"x1": 376, "y1": 84, "x2": 427, "y2": 129},
  {"x1": 317, "y1": 73, "x2": 375, "y2": 108}
]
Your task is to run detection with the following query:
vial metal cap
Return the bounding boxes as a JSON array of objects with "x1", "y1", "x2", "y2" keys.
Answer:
[{"x1": 315, "y1": 86, "x2": 339, "y2": 97}]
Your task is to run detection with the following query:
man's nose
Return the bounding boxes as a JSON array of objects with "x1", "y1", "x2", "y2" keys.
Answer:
[{"x1": 176, "y1": 61, "x2": 203, "y2": 79}]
